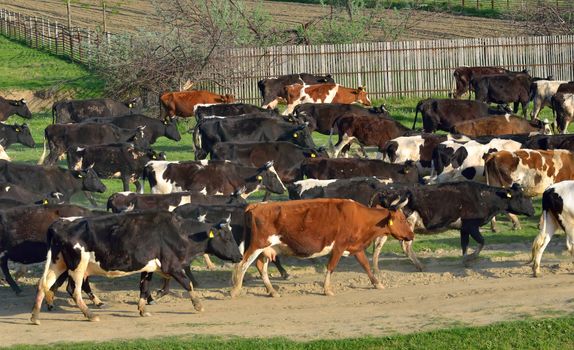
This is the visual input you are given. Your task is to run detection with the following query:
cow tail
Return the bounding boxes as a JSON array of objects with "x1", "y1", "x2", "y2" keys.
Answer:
[
  {"x1": 51, "y1": 103, "x2": 57, "y2": 124},
  {"x1": 192, "y1": 123, "x2": 201, "y2": 154},
  {"x1": 37, "y1": 130, "x2": 48, "y2": 165}
]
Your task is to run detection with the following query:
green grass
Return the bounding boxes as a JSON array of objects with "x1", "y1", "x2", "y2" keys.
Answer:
[
  {"x1": 7, "y1": 315, "x2": 574, "y2": 349},
  {"x1": 0, "y1": 36, "x2": 103, "y2": 97}
]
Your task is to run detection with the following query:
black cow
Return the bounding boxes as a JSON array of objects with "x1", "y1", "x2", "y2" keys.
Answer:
[
  {"x1": 0, "y1": 97, "x2": 32, "y2": 121},
  {"x1": 40, "y1": 123, "x2": 145, "y2": 166},
  {"x1": 193, "y1": 115, "x2": 315, "y2": 160},
  {"x1": 145, "y1": 160, "x2": 286, "y2": 197},
  {"x1": 522, "y1": 134, "x2": 574, "y2": 151},
  {"x1": 211, "y1": 141, "x2": 328, "y2": 183},
  {"x1": 83, "y1": 114, "x2": 181, "y2": 144},
  {"x1": 52, "y1": 97, "x2": 142, "y2": 124},
  {"x1": 106, "y1": 191, "x2": 246, "y2": 213},
  {"x1": 288, "y1": 177, "x2": 391, "y2": 203},
  {"x1": 293, "y1": 103, "x2": 390, "y2": 135},
  {"x1": 556, "y1": 82, "x2": 574, "y2": 94},
  {"x1": 0, "y1": 160, "x2": 106, "y2": 202},
  {"x1": 195, "y1": 103, "x2": 278, "y2": 121},
  {"x1": 0, "y1": 123, "x2": 35, "y2": 149},
  {"x1": 258, "y1": 73, "x2": 335, "y2": 109},
  {"x1": 412, "y1": 99, "x2": 511, "y2": 132},
  {"x1": 0, "y1": 182, "x2": 63, "y2": 205},
  {"x1": 373, "y1": 182, "x2": 534, "y2": 262},
  {"x1": 67, "y1": 143, "x2": 166, "y2": 192},
  {"x1": 470, "y1": 71, "x2": 532, "y2": 118},
  {"x1": 30, "y1": 211, "x2": 243, "y2": 323},
  {"x1": 0, "y1": 204, "x2": 101, "y2": 294},
  {"x1": 302, "y1": 158, "x2": 420, "y2": 183},
  {"x1": 452, "y1": 66, "x2": 510, "y2": 99}
]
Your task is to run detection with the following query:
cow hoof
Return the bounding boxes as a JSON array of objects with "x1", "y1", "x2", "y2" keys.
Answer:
[
  {"x1": 30, "y1": 317, "x2": 40, "y2": 325},
  {"x1": 269, "y1": 291, "x2": 281, "y2": 298},
  {"x1": 95, "y1": 303, "x2": 107, "y2": 309},
  {"x1": 281, "y1": 274, "x2": 291, "y2": 281},
  {"x1": 374, "y1": 283, "x2": 385, "y2": 290},
  {"x1": 88, "y1": 315, "x2": 100, "y2": 322},
  {"x1": 46, "y1": 304, "x2": 54, "y2": 311},
  {"x1": 147, "y1": 299, "x2": 156, "y2": 305},
  {"x1": 140, "y1": 312, "x2": 152, "y2": 317},
  {"x1": 230, "y1": 289, "x2": 241, "y2": 299},
  {"x1": 194, "y1": 304, "x2": 205, "y2": 312},
  {"x1": 324, "y1": 290, "x2": 335, "y2": 297}
]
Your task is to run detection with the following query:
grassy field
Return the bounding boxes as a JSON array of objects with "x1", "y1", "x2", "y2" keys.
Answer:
[
  {"x1": 1, "y1": 35, "x2": 572, "y2": 348},
  {"x1": 8, "y1": 315, "x2": 574, "y2": 349}
]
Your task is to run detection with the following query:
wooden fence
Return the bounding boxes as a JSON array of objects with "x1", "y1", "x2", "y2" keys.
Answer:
[
  {"x1": 2, "y1": 8, "x2": 574, "y2": 103},
  {"x1": 0, "y1": 8, "x2": 109, "y2": 64},
  {"x1": 210, "y1": 36, "x2": 574, "y2": 103}
]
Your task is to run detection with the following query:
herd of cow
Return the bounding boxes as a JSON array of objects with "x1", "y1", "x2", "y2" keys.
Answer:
[{"x1": 1, "y1": 66, "x2": 574, "y2": 325}]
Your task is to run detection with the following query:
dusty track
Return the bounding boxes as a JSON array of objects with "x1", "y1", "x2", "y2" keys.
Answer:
[
  {"x1": 1, "y1": 238, "x2": 573, "y2": 346},
  {"x1": 0, "y1": 0, "x2": 518, "y2": 41}
]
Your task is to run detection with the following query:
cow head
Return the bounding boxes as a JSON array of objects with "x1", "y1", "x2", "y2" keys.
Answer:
[
  {"x1": 256, "y1": 161, "x2": 286, "y2": 194},
  {"x1": 530, "y1": 118, "x2": 553, "y2": 135},
  {"x1": 124, "y1": 97, "x2": 143, "y2": 112},
  {"x1": 353, "y1": 86, "x2": 371, "y2": 107},
  {"x1": 13, "y1": 123, "x2": 35, "y2": 148},
  {"x1": 383, "y1": 209, "x2": 415, "y2": 241},
  {"x1": 287, "y1": 124, "x2": 316, "y2": 149},
  {"x1": 303, "y1": 146, "x2": 329, "y2": 159},
  {"x1": 74, "y1": 168, "x2": 106, "y2": 193},
  {"x1": 147, "y1": 149, "x2": 167, "y2": 161},
  {"x1": 368, "y1": 104, "x2": 390, "y2": 117},
  {"x1": 499, "y1": 183, "x2": 535, "y2": 217},
  {"x1": 7, "y1": 99, "x2": 32, "y2": 119},
  {"x1": 163, "y1": 118, "x2": 181, "y2": 141},
  {"x1": 203, "y1": 220, "x2": 242, "y2": 263}
]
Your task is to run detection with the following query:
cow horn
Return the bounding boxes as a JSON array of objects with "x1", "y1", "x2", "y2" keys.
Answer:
[
  {"x1": 264, "y1": 160, "x2": 274, "y2": 169},
  {"x1": 389, "y1": 196, "x2": 401, "y2": 207},
  {"x1": 395, "y1": 197, "x2": 409, "y2": 210}
]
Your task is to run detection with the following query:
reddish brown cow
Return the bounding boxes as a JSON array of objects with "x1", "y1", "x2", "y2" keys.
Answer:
[
  {"x1": 159, "y1": 90, "x2": 236, "y2": 119},
  {"x1": 332, "y1": 114, "x2": 411, "y2": 157},
  {"x1": 283, "y1": 83, "x2": 371, "y2": 115},
  {"x1": 451, "y1": 115, "x2": 550, "y2": 137},
  {"x1": 230, "y1": 198, "x2": 418, "y2": 298},
  {"x1": 452, "y1": 66, "x2": 509, "y2": 98}
]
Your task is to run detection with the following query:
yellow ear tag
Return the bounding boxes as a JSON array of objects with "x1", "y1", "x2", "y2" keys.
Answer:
[
  {"x1": 507, "y1": 192, "x2": 512, "y2": 198},
  {"x1": 311, "y1": 153, "x2": 316, "y2": 158},
  {"x1": 78, "y1": 174, "x2": 83, "y2": 178},
  {"x1": 209, "y1": 231, "x2": 214, "y2": 238},
  {"x1": 42, "y1": 199, "x2": 48, "y2": 205},
  {"x1": 257, "y1": 175, "x2": 263, "y2": 181},
  {"x1": 129, "y1": 103, "x2": 133, "y2": 108},
  {"x1": 389, "y1": 219, "x2": 393, "y2": 226},
  {"x1": 15, "y1": 128, "x2": 20, "y2": 132},
  {"x1": 293, "y1": 133, "x2": 298, "y2": 138},
  {"x1": 152, "y1": 155, "x2": 156, "y2": 159}
]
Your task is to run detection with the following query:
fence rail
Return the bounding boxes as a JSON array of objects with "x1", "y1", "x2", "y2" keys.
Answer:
[{"x1": 2, "y1": 8, "x2": 574, "y2": 103}]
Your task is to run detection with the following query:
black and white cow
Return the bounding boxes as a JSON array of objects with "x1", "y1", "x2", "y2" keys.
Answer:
[
  {"x1": 106, "y1": 191, "x2": 246, "y2": 213},
  {"x1": 429, "y1": 138, "x2": 522, "y2": 184},
  {"x1": 67, "y1": 143, "x2": 166, "y2": 192},
  {"x1": 381, "y1": 134, "x2": 471, "y2": 176},
  {"x1": 211, "y1": 141, "x2": 328, "y2": 183},
  {"x1": 83, "y1": 114, "x2": 181, "y2": 144},
  {"x1": 373, "y1": 182, "x2": 534, "y2": 264},
  {"x1": 258, "y1": 73, "x2": 335, "y2": 109},
  {"x1": 40, "y1": 123, "x2": 146, "y2": 166},
  {"x1": 288, "y1": 177, "x2": 392, "y2": 203},
  {"x1": 0, "y1": 97, "x2": 32, "y2": 121},
  {"x1": 530, "y1": 180, "x2": 574, "y2": 277},
  {"x1": 302, "y1": 158, "x2": 420, "y2": 183},
  {"x1": 193, "y1": 115, "x2": 315, "y2": 160},
  {"x1": 0, "y1": 182, "x2": 63, "y2": 205},
  {"x1": 0, "y1": 123, "x2": 35, "y2": 149},
  {"x1": 530, "y1": 80, "x2": 569, "y2": 120},
  {"x1": 195, "y1": 103, "x2": 278, "y2": 122},
  {"x1": 0, "y1": 160, "x2": 106, "y2": 202},
  {"x1": 144, "y1": 160, "x2": 286, "y2": 197},
  {"x1": 30, "y1": 211, "x2": 243, "y2": 323},
  {"x1": 52, "y1": 97, "x2": 142, "y2": 124},
  {"x1": 551, "y1": 92, "x2": 574, "y2": 134},
  {"x1": 0, "y1": 204, "x2": 102, "y2": 294}
]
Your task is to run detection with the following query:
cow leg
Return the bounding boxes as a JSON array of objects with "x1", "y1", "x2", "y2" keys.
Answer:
[
  {"x1": 84, "y1": 191, "x2": 99, "y2": 208},
  {"x1": 508, "y1": 213, "x2": 521, "y2": 230},
  {"x1": 531, "y1": 211, "x2": 558, "y2": 277},
  {"x1": 63, "y1": 275, "x2": 104, "y2": 308},
  {"x1": 231, "y1": 248, "x2": 265, "y2": 298},
  {"x1": 260, "y1": 256, "x2": 280, "y2": 297},
  {"x1": 169, "y1": 269, "x2": 204, "y2": 312},
  {"x1": 184, "y1": 265, "x2": 200, "y2": 287},
  {"x1": 262, "y1": 191, "x2": 271, "y2": 202},
  {"x1": 46, "y1": 270, "x2": 69, "y2": 310},
  {"x1": 203, "y1": 254, "x2": 216, "y2": 270},
  {"x1": 401, "y1": 240, "x2": 424, "y2": 272},
  {"x1": 490, "y1": 216, "x2": 498, "y2": 232},
  {"x1": 82, "y1": 277, "x2": 104, "y2": 308},
  {"x1": 138, "y1": 272, "x2": 153, "y2": 317},
  {"x1": 354, "y1": 250, "x2": 384, "y2": 290},
  {"x1": 274, "y1": 256, "x2": 290, "y2": 280},
  {"x1": 31, "y1": 252, "x2": 68, "y2": 325},
  {"x1": 461, "y1": 221, "x2": 484, "y2": 263},
  {"x1": 68, "y1": 255, "x2": 99, "y2": 321},
  {"x1": 0, "y1": 254, "x2": 22, "y2": 295},
  {"x1": 323, "y1": 248, "x2": 344, "y2": 296},
  {"x1": 372, "y1": 235, "x2": 387, "y2": 275}
]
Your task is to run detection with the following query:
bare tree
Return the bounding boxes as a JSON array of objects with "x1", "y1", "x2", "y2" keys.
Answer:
[{"x1": 506, "y1": 3, "x2": 574, "y2": 36}]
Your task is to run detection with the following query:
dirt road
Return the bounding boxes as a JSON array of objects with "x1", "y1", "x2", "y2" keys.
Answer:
[{"x1": 1, "y1": 239, "x2": 573, "y2": 346}]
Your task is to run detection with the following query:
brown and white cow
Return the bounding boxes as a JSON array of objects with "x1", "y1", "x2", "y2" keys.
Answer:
[
  {"x1": 484, "y1": 149, "x2": 574, "y2": 197},
  {"x1": 230, "y1": 198, "x2": 417, "y2": 298},
  {"x1": 283, "y1": 83, "x2": 371, "y2": 115},
  {"x1": 451, "y1": 115, "x2": 551, "y2": 137},
  {"x1": 159, "y1": 90, "x2": 236, "y2": 119}
]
